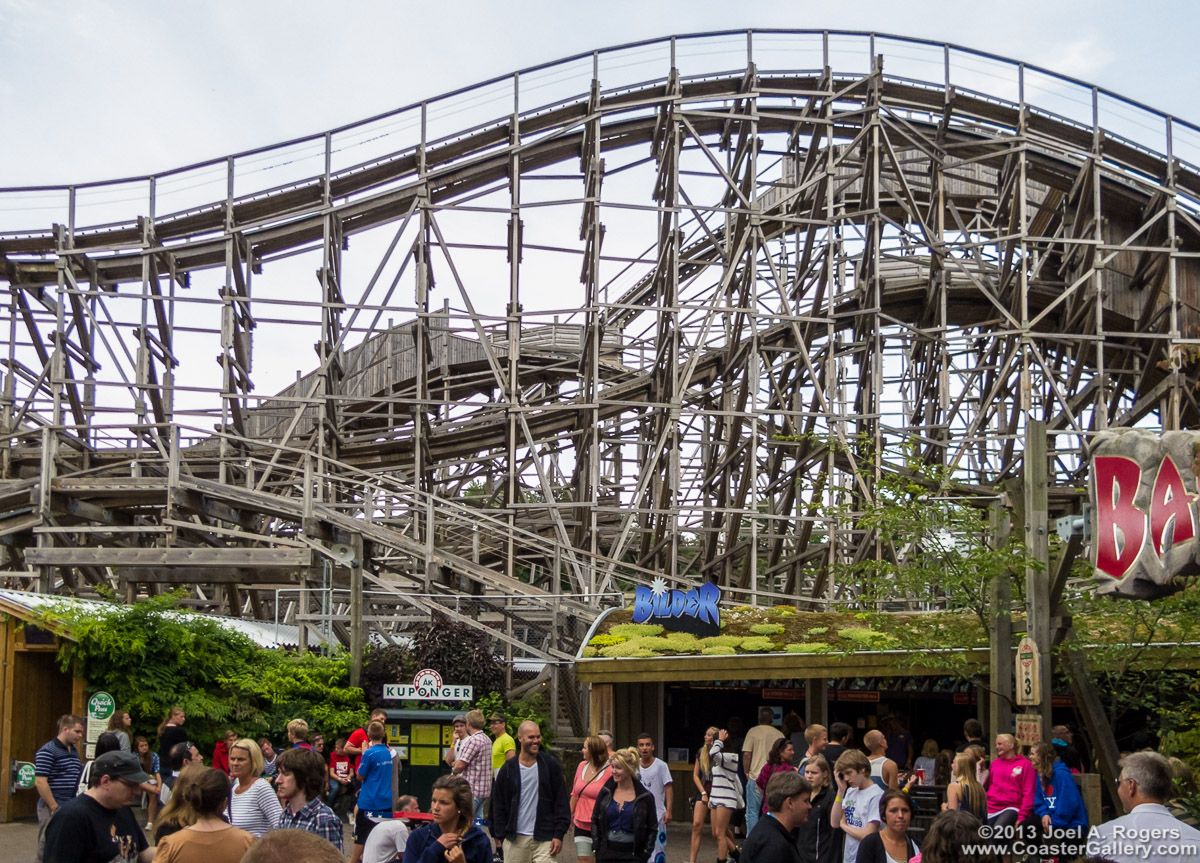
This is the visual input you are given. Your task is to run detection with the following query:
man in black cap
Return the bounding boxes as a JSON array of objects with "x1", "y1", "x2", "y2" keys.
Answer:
[{"x1": 43, "y1": 750, "x2": 154, "y2": 862}]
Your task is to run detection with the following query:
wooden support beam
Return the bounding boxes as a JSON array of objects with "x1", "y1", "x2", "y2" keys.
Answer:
[{"x1": 24, "y1": 547, "x2": 310, "y2": 567}]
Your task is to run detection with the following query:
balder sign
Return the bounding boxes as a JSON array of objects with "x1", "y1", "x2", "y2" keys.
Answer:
[{"x1": 1090, "y1": 429, "x2": 1200, "y2": 598}]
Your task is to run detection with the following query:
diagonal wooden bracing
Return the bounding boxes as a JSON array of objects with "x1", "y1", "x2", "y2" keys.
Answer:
[{"x1": 0, "y1": 32, "x2": 1198, "y2": 695}]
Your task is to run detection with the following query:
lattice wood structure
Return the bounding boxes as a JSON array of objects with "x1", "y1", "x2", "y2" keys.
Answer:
[{"x1": 1, "y1": 32, "x2": 1198, "y2": 690}]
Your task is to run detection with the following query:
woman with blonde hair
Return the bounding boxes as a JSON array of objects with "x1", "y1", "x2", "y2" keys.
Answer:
[
  {"x1": 591, "y1": 747, "x2": 656, "y2": 863},
  {"x1": 944, "y1": 752, "x2": 987, "y2": 820},
  {"x1": 152, "y1": 767, "x2": 255, "y2": 862},
  {"x1": 796, "y1": 755, "x2": 838, "y2": 863},
  {"x1": 984, "y1": 734, "x2": 1033, "y2": 831},
  {"x1": 688, "y1": 727, "x2": 717, "y2": 863},
  {"x1": 227, "y1": 737, "x2": 282, "y2": 838},
  {"x1": 706, "y1": 729, "x2": 743, "y2": 863},
  {"x1": 572, "y1": 735, "x2": 613, "y2": 863}
]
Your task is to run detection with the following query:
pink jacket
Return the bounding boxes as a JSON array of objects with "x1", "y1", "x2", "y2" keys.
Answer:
[{"x1": 986, "y1": 754, "x2": 1036, "y2": 819}]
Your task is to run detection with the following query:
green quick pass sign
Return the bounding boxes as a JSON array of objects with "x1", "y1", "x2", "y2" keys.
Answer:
[
  {"x1": 16, "y1": 762, "x2": 36, "y2": 789},
  {"x1": 88, "y1": 691, "x2": 115, "y2": 722}
]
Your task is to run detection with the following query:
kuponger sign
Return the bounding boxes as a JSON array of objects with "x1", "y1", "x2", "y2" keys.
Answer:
[
  {"x1": 383, "y1": 668, "x2": 473, "y2": 702},
  {"x1": 1090, "y1": 429, "x2": 1200, "y2": 598}
]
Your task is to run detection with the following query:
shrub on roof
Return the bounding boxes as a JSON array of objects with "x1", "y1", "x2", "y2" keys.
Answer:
[
  {"x1": 589, "y1": 634, "x2": 628, "y2": 647},
  {"x1": 740, "y1": 636, "x2": 777, "y2": 652},
  {"x1": 785, "y1": 642, "x2": 832, "y2": 654},
  {"x1": 750, "y1": 623, "x2": 785, "y2": 635},
  {"x1": 701, "y1": 645, "x2": 739, "y2": 655},
  {"x1": 609, "y1": 623, "x2": 664, "y2": 638}
]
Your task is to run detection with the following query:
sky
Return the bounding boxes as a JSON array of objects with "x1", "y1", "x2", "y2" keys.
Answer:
[{"x1": 1, "y1": 0, "x2": 1198, "y2": 189}]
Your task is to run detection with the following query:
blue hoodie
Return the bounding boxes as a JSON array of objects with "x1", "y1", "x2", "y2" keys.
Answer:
[
  {"x1": 1032, "y1": 759, "x2": 1088, "y2": 831},
  {"x1": 404, "y1": 821, "x2": 494, "y2": 863}
]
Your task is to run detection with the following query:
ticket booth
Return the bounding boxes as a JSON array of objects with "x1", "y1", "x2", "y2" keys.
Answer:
[{"x1": 380, "y1": 708, "x2": 461, "y2": 810}]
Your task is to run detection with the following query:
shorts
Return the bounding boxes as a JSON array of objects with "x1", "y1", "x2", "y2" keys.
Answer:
[
  {"x1": 574, "y1": 825, "x2": 592, "y2": 856},
  {"x1": 354, "y1": 808, "x2": 393, "y2": 845}
]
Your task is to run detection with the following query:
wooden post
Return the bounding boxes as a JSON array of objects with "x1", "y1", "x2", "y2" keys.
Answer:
[
  {"x1": 1023, "y1": 420, "x2": 1053, "y2": 736},
  {"x1": 349, "y1": 534, "x2": 364, "y2": 688},
  {"x1": 807, "y1": 677, "x2": 828, "y2": 727},
  {"x1": 988, "y1": 501, "x2": 1013, "y2": 739}
]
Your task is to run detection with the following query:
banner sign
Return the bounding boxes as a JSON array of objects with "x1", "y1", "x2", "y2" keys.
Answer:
[
  {"x1": 383, "y1": 668, "x2": 473, "y2": 702},
  {"x1": 1015, "y1": 713, "x2": 1043, "y2": 748},
  {"x1": 1015, "y1": 637, "x2": 1041, "y2": 706},
  {"x1": 632, "y1": 579, "x2": 721, "y2": 636},
  {"x1": 1090, "y1": 429, "x2": 1200, "y2": 599}
]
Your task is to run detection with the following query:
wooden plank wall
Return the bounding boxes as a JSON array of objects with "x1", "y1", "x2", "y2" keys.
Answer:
[{"x1": 0, "y1": 618, "x2": 81, "y2": 822}]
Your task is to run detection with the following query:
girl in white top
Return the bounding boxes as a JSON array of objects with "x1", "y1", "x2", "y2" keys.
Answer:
[
  {"x1": 228, "y1": 737, "x2": 283, "y2": 838},
  {"x1": 707, "y1": 729, "x2": 743, "y2": 863}
]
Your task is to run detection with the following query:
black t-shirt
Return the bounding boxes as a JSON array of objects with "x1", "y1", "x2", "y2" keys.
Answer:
[
  {"x1": 43, "y1": 793, "x2": 148, "y2": 863},
  {"x1": 158, "y1": 724, "x2": 189, "y2": 766}
]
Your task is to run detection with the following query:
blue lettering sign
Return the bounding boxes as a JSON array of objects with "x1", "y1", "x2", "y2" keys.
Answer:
[{"x1": 631, "y1": 581, "x2": 722, "y2": 636}]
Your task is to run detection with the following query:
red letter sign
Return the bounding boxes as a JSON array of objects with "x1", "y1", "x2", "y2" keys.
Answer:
[
  {"x1": 1150, "y1": 455, "x2": 1197, "y2": 557},
  {"x1": 1094, "y1": 455, "x2": 1146, "y2": 580}
]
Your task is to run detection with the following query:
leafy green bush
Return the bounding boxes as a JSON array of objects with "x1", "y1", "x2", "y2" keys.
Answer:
[
  {"x1": 767, "y1": 606, "x2": 797, "y2": 615},
  {"x1": 472, "y1": 691, "x2": 555, "y2": 747},
  {"x1": 807, "y1": 627, "x2": 828, "y2": 635},
  {"x1": 609, "y1": 623, "x2": 663, "y2": 638},
  {"x1": 750, "y1": 623, "x2": 784, "y2": 635},
  {"x1": 739, "y1": 637, "x2": 776, "y2": 652},
  {"x1": 700, "y1": 635, "x2": 743, "y2": 648},
  {"x1": 701, "y1": 645, "x2": 738, "y2": 655},
  {"x1": 36, "y1": 594, "x2": 368, "y2": 751},
  {"x1": 785, "y1": 642, "x2": 831, "y2": 653},
  {"x1": 588, "y1": 634, "x2": 628, "y2": 647},
  {"x1": 837, "y1": 627, "x2": 898, "y2": 649},
  {"x1": 599, "y1": 643, "x2": 657, "y2": 658},
  {"x1": 580, "y1": 646, "x2": 598, "y2": 658}
]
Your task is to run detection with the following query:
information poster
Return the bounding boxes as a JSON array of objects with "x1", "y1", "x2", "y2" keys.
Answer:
[{"x1": 411, "y1": 724, "x2": 441, "y2": 745}]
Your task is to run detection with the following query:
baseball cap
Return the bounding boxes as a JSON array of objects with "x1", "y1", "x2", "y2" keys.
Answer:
[
  {"x1": 452, "y1": 714, "x2": 467, "y2": 724},
  {"x1": 489, "y1": 714, "x2": 506, "y2": 723},
  {"x1": 93, "y1": 750, "x2": 152, "y2": 783}
]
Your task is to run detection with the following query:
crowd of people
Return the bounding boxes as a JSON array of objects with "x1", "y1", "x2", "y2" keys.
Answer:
[
  {"x1": 679, "y1": 711, "x2": 1200, "y2": 863},
  {"x1": 28, "y1": 703, "x2": 1200, "y2": 863}
]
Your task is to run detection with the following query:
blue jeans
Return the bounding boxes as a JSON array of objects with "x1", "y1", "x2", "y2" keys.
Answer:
[{"x1": 745, "y1": 779, "x2": 762, "y2": 834}]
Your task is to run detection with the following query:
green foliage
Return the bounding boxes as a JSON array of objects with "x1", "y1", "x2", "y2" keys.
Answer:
[
  {"x1": 739, "y1": 636, "x2": 777, "y2": 652},
  {"x1": 609, "y1": 623, "x2": 663, "y2": 638},
  {"x1": 35, "y1": 593, "x2": 367, "y2": 751},
  {"x1": 837, "y1": 627, "x2": 898, "y2": 649},
  {"x1": 580, "y1": 646, "x2": 598, "y2": 658},
  {"x1": 472, "y1": 690, "x2": 555, "y2": 747},
  {"x1": 700, "y1": 646, "x2": 738, "y2": 655},
  {"x1": 588, "y1": 634, "x2": 627, "y2": 647},
  {"x1": 598, "y1": 644, "x2": 656, "y2": 658},
  {"x1": 700, "y1": 635, "x2": 743, "y2": 648},
  {"x1": 750, "y1": 623, "x2": 784, "y2": 636},
  {"x1": 767, "y1": 606, "x2": 797, "y2": 615},
  {"x1": 806, "y1": 627, "x2": 828, "y2": 635},
  {"x1": 785, "y1": 642, "x2": 832, "y2": 653}
]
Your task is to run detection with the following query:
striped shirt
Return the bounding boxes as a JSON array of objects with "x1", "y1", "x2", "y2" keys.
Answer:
[
  {"x1": 708, "y1": 740, "x2": 744, "y2": 810},
  {"x1": 278, "y1": 796, "x2": 344, "y2": 852},
  {"x1": 229, "y1": 777, "x2": 283, "y2": 838},
  {"x1": 34, "y1": 737, "x2": 82, "y2": 806}
]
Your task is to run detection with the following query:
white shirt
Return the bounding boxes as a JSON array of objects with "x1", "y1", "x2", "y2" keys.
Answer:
[
  {"x1": 516, "y1": 761, "x2": 539, "y2": 836},
  {"x1": 637, "y1": 758, "x2": 673, "y2": 822},
  {"x1": 363, "y1": 819, "x2": 410, "y2": 863},
  {"x1": 841, "y1": 783, "x2": 883, "y2": 863},
  {"x1": 1087, "y1": 803, "x2": 1200, "y2": 863}
]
